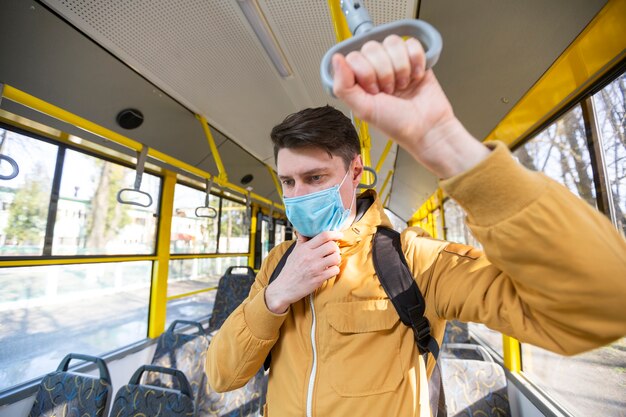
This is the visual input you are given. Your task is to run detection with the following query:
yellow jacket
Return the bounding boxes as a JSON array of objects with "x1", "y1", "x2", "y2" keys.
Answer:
[{"x1": 206, "y1": 142, "x2": 626, "y2": 417}]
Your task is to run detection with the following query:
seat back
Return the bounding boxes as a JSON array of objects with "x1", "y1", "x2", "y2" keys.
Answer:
[
  {"x1": 110, "y1": 365, "x2": 195, "y2": 417},
  {"x1": 443, "y1": 320, "x2": 470, "y2": 344},
  {"x1": 440, "y1": 358, "x2": 511, "y2": 417},
  {"x1": 207, "y1": 266, "x2": 256, "y2": 333},
  {"x1": 28, "y1": 353, "x2": 112, "y2": 417},
  {"x1": 202, "y1": 370, "x2": 267, "y2": 417},
  {"x1": 146, "y1": 320, "x2": 210, "y2": 414},
  {"x1": 204, "y1": 266, "x2": 267, "y2": 417}
]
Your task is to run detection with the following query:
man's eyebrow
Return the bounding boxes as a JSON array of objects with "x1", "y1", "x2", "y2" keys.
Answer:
[{"x1": 278, "y1": 168, "x2": 329, "y2": 180}]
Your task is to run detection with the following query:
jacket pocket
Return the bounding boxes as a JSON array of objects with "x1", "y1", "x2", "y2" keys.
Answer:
[{"x1": 325, "y1": 299, "x2": 403, "y2": 397}]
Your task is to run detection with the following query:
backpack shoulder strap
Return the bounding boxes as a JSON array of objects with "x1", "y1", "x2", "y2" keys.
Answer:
[
  {"x1": 263, "y1": 241, "x2": 296, "y2": 371},
  {"x1": 373, "y1": 226, "x2": 440, "y2": 360}
]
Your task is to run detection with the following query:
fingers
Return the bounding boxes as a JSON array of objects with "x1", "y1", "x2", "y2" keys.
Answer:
[
  {"x1": 307, "y1": 231, "x2": 343, "y2": 248},
  {"x1": 405, "y1": 37, "x2": 426, "y2": 80},
  {"x1": 337, "y1": 35, "x2": 426, "y2": 96}
]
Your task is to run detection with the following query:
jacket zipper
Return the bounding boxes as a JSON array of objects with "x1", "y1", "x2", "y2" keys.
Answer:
[{"x1": 306, "y1": 293, "x2": 317, "y2": 417}]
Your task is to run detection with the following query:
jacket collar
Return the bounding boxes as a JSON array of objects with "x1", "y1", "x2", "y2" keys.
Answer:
[{"x1": 339, "y1": 189, "x2": 394, "y2": 247}]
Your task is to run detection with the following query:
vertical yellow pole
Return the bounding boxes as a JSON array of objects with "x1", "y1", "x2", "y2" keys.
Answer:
[
  {"x1": 148, "y1": 170, "x2": 177, "y2": 338},
  {"x1": 248, "y1": 205, "x2": 258, "y2": 269},
  {"x1": 503, "y1": 335, "x2": 522, "y2": 372},
  {"x1": 438, "y1": 189, "x2": 447, "y2": 240},
  {"x1": 327, "y1": 0, "x2": 374, "y2": 186}
]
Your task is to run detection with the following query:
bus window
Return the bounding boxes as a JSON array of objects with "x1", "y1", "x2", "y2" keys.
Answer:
[
  {"x1": 0, "y1": 261, "x2": 152, "y2": 391},
  {"x1": 219, "y1": 198, "x2": 250, "y2": 253},
  {"x1": 274, "y1": 221, "x2": 286, "y2": 246},
  {"x1": 166, "y1": 256, "x2": 248, "y2": 327},
  {"x1": 171, "y1": 183, "x2": 219, "y2": 254},
  {"x1": 514, "y1": 104, "x2": 597, "y2": 208},
  {"x1": 442, "y1": 198, "x2": 481, "y2": 248},
  {"x1": 53, "y1": 149, "x2": 160, "y2": 256},
  {"x1": 0, "y1": 127, "x2": 57, "y2": 256},
  {"x1": 592, "y1": 71, "x2": 626, "y2": 237},
  {"x1": 515, "y1": 71, "x2": 626, "y2": 417}
]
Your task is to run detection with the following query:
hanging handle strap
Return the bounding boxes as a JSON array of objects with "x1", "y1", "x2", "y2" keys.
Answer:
[
  {"x1": 243, "y1": 189, "x2": 252, "y2": 227},
  {"x1": 358, "y1": 166, "x2": 378, "y2": 189},
  {"x1": 320, "y1": 0, "x2": 442, "y2": 96},
  {"x1": 195, "y1": 177, "x2": 218, "y2": 218},
  {"x1": 117, "y1": 146, "x2": 153, "y2": 207},
  {"x1": 0, "y1": 154, "x2": 19, "y2": 180}
]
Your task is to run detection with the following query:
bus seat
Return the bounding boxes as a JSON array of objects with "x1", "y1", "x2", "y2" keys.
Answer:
[
  {"x1": 203, "y1": 265, "x2": 267, "y2": 417},
  {"x1": 441, "y1": 320, "x2": 486, "y2": 361},
  {"x1": 207, "y1": 266, "x2": 256, "y2": 333},
  {"x1": 145, "y1": 320, "x2": 209, "y2": 409},
  {"x1": 443, "y1": 320, "x2": 470, "y2": 344},
  {"x1": 28, "y1": 353, "x2": 112, "y2": 417},
  {"x1": 440, "y1": 358, "x2": 511, "y2": 417},
  {"x1": 109, "y1": 365, "x2": 195, "y2": 417}
]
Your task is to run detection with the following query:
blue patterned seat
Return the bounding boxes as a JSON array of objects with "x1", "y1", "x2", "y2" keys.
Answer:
[
  {"x1": 443, "y1": 320, "x2": 470, "y2": 344},
  {"x1": 146, "y1": 320, "x2": 211, "y2": 415},
  {"x1": 204, "y1": 265, "x2": 268, "y2": 417},
  {"x1": 208, "y1": 266, "x2": 256, "y2": 333},
  {"x1": 440, "y1": 358, "x2": 511, "y2": 417},
  {"x1": 28, "y1": 353, "x2": 112, "y2": 417},
  {"x1": 110, "y1": 365, "x2": 195, "y2": 417}
]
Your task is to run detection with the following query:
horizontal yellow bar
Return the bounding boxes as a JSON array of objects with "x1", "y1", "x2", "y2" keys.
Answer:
[
  {"x1": 166, "y1": 286, "x2": 217, "y2": 301},
  {"x1": 2, "y1": 85, "x2": 284, "y2": 212},
  {"x1": 169, "y1": 252, "x2": 251, "y2": 260},
  {"x1": 0, "y1": 255, "x2": 157, "y2": 268},
  {"x1": 485, "y1": 0, "x2": 626, "y2": 147}
]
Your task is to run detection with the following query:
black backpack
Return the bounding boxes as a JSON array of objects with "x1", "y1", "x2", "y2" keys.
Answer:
[{"x1": 264, "y1": 226, "x2": 446, "y2": 416}]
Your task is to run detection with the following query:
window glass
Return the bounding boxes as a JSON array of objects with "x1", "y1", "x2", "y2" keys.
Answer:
[
  {"x1": 53, "y1": 150, "x2": 160, "y2": 255},
  {"x1": 274, "y1": 222, "x2": 286, "y2": 246},
  {"x1": 384, "y1": 208, "x2": 407, "y2": 233},
  {"x1": 468, "y1": 323, "x2": 503, "y2": 357},
  {"x1": 592, "y1": 72, "x2": 626, "y2": 236},
  {"x1": 0, "y1": 261, "x2": 152, "y2": 390},
  {"x1": 521, "y1": 338, "x2": 626, "y2": 417},
  {"x1": 219, "y1": 198, "x2": 250, "y2": 253},
  {"x1": 433, "y1": 208, "x2": 444, "y2": 240},
  {"x1": 166, "y1": 256, "x2": 248, "y2": 326},
  {"x1": 442, "y1": 198, "x2": 481, "y2": 248},
  {"x1": 0, "y1": 128, "x2": 57, "y2": 256},
  {"x1": 514, "y1": 104, "x2": 597, "y2": 207},
  {"x1": 261, "y1": 218, "x2": 271, "y2": 261},
  {"x1": 171, "y1": 183, "x2": 219, "y2": 254}
]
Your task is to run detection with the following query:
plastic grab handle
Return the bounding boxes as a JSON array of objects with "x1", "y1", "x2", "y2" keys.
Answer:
[
  {"x1": 130, "y1": 364, "x2": 193, "y2": 398},
  {"x1": 320, "y1": 19, "x2": 442, "y2": 97},
  {"x1": 57, "y1": 353, "x2": 112, "y2": 385}
]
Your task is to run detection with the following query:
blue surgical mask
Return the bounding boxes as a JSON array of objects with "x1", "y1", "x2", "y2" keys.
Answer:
[{"x1": 283, "y1": 169, "x2": 354, "y2": 238}]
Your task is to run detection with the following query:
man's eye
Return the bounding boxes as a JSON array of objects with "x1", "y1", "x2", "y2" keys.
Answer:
[
  {"x1": 282, "y1": 179, "x2": 294, "y2": 187},
  {"x1": 310, "y1": 175, "x2": 322, "y2": 182}
]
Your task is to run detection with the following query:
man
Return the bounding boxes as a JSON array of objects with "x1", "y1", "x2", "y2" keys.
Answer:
[{"x1": 206, "y1": 35, "x2": 626, "y2": 416}]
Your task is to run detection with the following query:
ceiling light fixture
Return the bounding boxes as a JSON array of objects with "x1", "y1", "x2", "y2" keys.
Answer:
[{"x1": 237, "y1": 0, "x2": 293, "y2": 78}]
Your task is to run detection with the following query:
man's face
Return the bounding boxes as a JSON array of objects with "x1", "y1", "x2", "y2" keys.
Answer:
[{"x1": 277, "y1": 147, "x2": 362, "y2": 208}]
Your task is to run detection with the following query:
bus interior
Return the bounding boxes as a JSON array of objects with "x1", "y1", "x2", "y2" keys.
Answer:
[{"x1": 0, "y1": 0, "x2": 625, "y2": 416}]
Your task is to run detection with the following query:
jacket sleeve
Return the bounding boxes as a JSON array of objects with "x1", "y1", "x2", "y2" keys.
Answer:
[
  {"x1": 205, "y1": 242, "x2": 292, "y2": 392},
  {"x1": 403, "y1": 141, "x2": 626, "y2": 356}
]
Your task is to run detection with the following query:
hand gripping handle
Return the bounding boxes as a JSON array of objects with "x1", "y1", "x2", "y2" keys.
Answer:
[{"x1": 320, "y1": 19, "x2": 442, "y2": 97}]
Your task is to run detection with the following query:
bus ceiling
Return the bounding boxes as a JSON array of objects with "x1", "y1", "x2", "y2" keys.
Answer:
[{"x1": 0, "y1": 0, "x2": 621, "y2": 221}]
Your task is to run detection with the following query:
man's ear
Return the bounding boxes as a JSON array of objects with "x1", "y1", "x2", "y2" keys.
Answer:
[{"x1": 352, "y1": 155, "x2": 364, "y2": 186}]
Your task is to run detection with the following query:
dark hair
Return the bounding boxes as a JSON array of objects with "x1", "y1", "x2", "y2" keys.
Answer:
[{"x1": 270, "y1": 105, "x2": 360, "y2": 169}]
